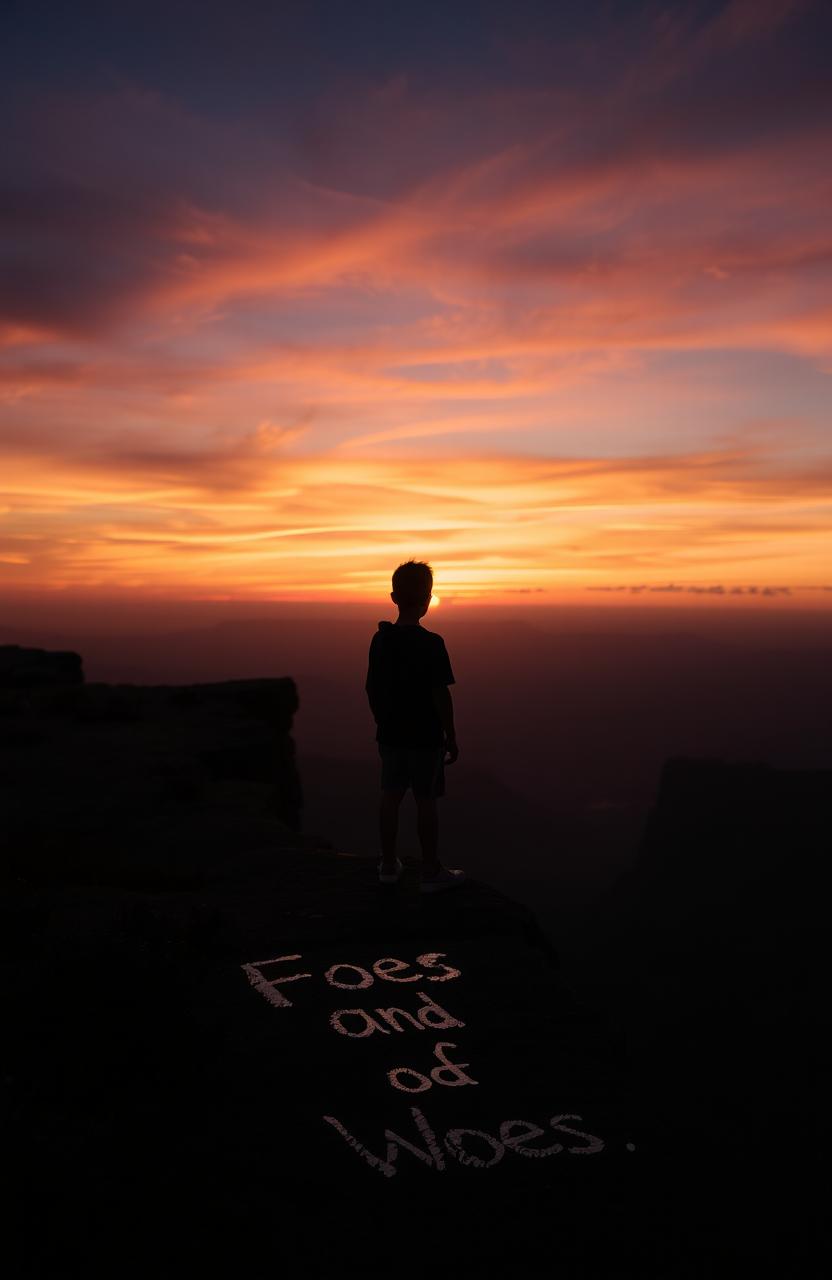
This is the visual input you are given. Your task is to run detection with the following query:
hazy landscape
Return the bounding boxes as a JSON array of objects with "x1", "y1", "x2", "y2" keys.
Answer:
[{"x1": 4, "y1": 599, "x2": 829, "y2": 940}]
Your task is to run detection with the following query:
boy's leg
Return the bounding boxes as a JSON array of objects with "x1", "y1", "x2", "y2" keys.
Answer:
[
  {"x1": 415, "y1": 795, "x2": 440, "y2": 876},
  {"x1": 379, "y1": 788, "x2": 406, "y2": 868}
]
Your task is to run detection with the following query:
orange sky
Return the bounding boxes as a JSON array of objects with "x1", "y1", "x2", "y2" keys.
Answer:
[{"x1": 2, "y1": 0, "x2": 830, "y2": 609}]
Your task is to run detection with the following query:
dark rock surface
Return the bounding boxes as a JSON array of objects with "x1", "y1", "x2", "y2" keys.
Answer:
[
  {"x1": 1, "y1": 669, "x2": 824, "y2": 1275},
  {"x1": 5, "y1": 856, "x2": 637, "y2": 1277}
]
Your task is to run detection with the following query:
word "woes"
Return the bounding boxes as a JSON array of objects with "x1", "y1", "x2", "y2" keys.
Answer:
[{"x1": 323, "y1": 1105, "x2": 605, "y2": 1177}]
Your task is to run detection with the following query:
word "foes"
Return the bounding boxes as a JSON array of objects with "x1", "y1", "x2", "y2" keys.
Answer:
[
  {"x1": 323, "y1": 1105, "x2": 605, "y2": 1177},
  {"x1": 242, "y1": 951, "x2": 460, "y2": 1010}
]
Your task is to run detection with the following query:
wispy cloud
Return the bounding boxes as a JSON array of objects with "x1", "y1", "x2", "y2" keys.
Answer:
[{"x1": 2, "y1": 441, "x2": 829, "y2": 599}]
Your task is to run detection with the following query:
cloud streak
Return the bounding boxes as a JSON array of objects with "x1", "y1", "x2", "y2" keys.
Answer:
[{"x1": 2, "y1": 440, "x2": 829, "y2": 600}]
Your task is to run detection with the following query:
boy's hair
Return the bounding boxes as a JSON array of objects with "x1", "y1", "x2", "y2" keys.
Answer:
[{"x1": 392, "y1": 560, "x2": 433, "y2": 607}]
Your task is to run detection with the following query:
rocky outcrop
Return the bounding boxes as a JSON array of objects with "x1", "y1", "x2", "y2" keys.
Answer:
[
  {"x1": 573, "y1": 757, "x2": 826, "y2": 1276},
  {"x1": 0, "y1": 674, "x2": 303, "y2": 887},
  {"x1": 0, "y1": 644, "x2": 83, "y2": 687},
  {"x1": 600, "y1": 755, "x2": 827, "y2": 935}
]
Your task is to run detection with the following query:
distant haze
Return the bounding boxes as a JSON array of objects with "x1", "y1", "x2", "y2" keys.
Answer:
[{"x1": 3, "y1": 600, "x2": 829, "y2": 935}]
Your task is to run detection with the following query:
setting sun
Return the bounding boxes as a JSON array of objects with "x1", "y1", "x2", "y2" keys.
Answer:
[{"x1": 429, "y1": 594, "x2": 440, "y2": 608}]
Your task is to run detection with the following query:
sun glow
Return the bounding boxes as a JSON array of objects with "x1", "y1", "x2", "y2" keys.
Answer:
[
  {"x1": 1, "y1": 448, "x2": 830, "y2": 605},
  {"x1": 429, "y1": 594, "x2": 440, "y2": 608}
]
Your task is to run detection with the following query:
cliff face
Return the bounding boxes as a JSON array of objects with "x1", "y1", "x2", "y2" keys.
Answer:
[{"x1": 0, "y1": 656, "x2": 303, "y2": 888}]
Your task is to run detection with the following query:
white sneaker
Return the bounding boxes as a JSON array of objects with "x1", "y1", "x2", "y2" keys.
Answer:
[
  {"x1": 378, "y1": 857, "x2": 404, "y2": 885},
  {"x1": 420, "y1": 868, "x2": 466, "y2": 894}
]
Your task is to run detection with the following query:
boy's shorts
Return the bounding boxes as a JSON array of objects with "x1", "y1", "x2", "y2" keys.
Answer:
[{"x1": 379, "y1": 744, "x2": 446, "y2": 798}]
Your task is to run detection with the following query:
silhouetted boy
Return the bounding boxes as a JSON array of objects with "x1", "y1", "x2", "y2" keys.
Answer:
[{"x1": 365, "y1": 560, "x2": 465, "y2": 893}]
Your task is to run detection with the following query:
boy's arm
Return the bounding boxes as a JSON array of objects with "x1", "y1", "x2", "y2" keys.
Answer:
[
  {"x1": 365, "y1": 667, "x2": 382, "y2": 722},
  {"x1": 365, "y1": 644, "x2": 383, "y2": 722},
  {"x1": 366, "y1": 686, "x2": 381, "y2": 723},
  {"x1": 431, "y1": 685, "x2": 458, "y2": 763}
]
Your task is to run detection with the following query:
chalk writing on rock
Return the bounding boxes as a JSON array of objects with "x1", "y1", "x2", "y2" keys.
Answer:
[
  {"x1": 323, "y1": 963, "x2": 374, "y2": 989},
  {"x1": 322, "y1": 1107, "x2": 605, "y2": 1177},
  {"x1": 240, "y1": 954, "x2": 312, "y2": 1009},
  {"x1": 241, "y1": 948, "x2": 609, "y2": 1172},
  {"x1": 388, "y1": 1041, "x2": 478, "y2": 1093},
  {"x1": 329, "y1": 991, "x2": 464, "y2": 1038},
  {"x1": 326, "y1": 953, "x2": 461, "y2": 988},
  {"x1": 241, "y1": 951, "x2": 460, "y2": 1009}
]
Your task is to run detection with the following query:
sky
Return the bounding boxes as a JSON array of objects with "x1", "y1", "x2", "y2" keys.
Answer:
[{"x1": 2, "y1": 0, "x2": 831, "y2": 608}]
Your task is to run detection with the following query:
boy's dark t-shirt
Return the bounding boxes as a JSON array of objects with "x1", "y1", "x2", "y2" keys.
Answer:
[{"x1": 366, "y1": 621, "x2": 455, "y2": 748}]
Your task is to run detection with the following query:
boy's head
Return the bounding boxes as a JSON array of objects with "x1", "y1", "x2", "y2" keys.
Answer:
[{"x1": 391, "y1": 560, "x2": 433, "y2": 615}]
